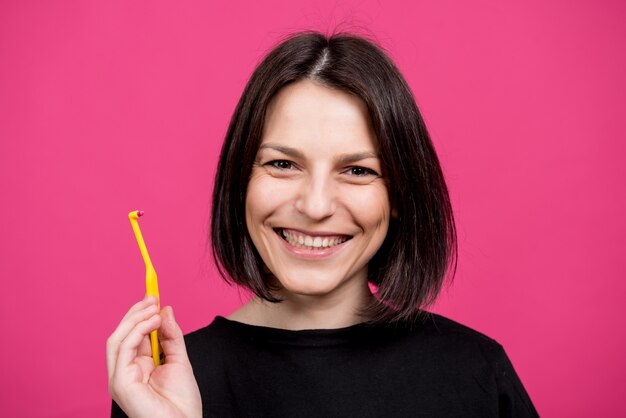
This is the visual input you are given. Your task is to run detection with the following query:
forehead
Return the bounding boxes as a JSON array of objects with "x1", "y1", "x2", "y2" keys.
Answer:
[{"x1": 261, "y1": 79, "x2": 378, "y2": 153}]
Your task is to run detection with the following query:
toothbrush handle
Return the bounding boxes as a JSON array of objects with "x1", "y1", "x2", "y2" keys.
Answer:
[
  {"x1": 150, "y1": 329, "x2": 164, "y2": 366},
  {"x1": 146, "y1": 268, "x2": 163, "y2": 366},
  {"x1": 128, "y1": 210, "x2": 163, "y2": 366}
]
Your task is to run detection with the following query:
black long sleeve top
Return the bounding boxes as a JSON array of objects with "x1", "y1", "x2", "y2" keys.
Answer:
[{"x1": 112, "y1": 312, "x2": 538, "y2": 417}]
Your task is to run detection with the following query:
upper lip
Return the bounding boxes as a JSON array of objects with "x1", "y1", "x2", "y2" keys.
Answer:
[{"x1": 276, "y1": 227, "x2": 353, "y2": 237}]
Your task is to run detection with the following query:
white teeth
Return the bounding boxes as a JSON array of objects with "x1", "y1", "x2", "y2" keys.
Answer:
[{"x1": 280, "y1": 229, "x2": 349, "y2": 249}]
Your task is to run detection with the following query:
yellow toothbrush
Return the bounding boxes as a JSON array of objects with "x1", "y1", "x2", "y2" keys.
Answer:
[{"x1": 128, "y1": 210, "x2": 164, "y2": 367}]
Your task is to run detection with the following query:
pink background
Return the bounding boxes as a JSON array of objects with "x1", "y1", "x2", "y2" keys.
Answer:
[{"x1": 1, "y1": 1, "x2": 625, "y2": 416}]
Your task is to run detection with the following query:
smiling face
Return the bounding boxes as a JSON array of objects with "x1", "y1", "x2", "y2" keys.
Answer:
[{"x1": 245, "y1": 79, "x2": 392, "y2": 303}]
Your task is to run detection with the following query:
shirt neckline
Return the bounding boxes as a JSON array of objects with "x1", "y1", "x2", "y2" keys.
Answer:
[{"x1": 212, "y1": 315, "x2": 382, "y2": 347}]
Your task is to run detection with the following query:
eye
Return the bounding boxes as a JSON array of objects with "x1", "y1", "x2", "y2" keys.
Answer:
[
  {"x1": 345, "y1": 166, "x2": 379, "y2": 177},
  {"x1": 265, "y1": 160, "x2": 295, "y2": 170}
]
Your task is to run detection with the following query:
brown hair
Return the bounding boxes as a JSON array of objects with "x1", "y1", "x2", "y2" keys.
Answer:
[{"x1": 211, "y1": 31, "x2": 457, "y2": 324}]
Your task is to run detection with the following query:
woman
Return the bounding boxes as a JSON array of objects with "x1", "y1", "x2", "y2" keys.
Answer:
[{"x1": 107, "y1": 31, "x2": 538, "y2": 417}]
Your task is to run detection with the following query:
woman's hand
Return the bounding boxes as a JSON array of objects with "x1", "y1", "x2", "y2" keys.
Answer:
[{"x1": 107, "y1": 296, "x2": 202, "y2": 418}]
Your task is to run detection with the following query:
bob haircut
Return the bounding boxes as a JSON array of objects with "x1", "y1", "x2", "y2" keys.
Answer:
[{"x1": 211, "y1": 31, "x2": 457, "y2": 324}]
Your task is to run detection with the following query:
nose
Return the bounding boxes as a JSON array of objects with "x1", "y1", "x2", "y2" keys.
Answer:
[{"x1": 294, "y1": 172, "x2": 336, "y2": 221}]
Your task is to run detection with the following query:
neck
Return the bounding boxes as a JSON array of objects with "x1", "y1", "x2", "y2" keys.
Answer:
[{"x1": 228, "y1": 277, "x2": 375, "y2": 330}]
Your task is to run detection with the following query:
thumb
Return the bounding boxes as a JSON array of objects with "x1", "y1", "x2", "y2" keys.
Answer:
[{"x1": 158, "y1": 306, "x2": 189, "y2": 364}]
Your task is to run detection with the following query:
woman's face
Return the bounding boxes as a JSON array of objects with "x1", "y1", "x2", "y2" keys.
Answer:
[{"x1": 245, "y1": 79, "x2": 391, "y2": 300}]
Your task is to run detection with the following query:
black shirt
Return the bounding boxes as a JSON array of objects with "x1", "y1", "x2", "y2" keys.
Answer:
[{"x1": 112, "y1": 313, "x2": 538, "y2": 417}]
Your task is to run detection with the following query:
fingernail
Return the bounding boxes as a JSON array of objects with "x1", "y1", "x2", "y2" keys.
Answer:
[{"x1": 162, "y1": 306, "x2": 174, "y2": 320}]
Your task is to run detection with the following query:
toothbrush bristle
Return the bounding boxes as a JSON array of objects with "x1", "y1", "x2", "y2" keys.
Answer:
[{"x1": 138, "y1": 210, "x2": 144, "y2": 217}]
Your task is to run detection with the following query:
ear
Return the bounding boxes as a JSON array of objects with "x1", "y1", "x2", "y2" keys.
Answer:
[{"x1": 391, "y1": 205, "x2": 398, "y2": 219}]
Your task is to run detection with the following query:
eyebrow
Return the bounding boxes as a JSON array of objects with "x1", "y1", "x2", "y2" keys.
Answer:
[
  {"x1": 259, "y1": 143, "x2": 305, "y2": 159},
  {"x1": 258, "y1": 143, "x2": 379, "y2": 164}
]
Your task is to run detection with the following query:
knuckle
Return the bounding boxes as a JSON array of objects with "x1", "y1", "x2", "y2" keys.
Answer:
[
  {"x1": 106, "y1": 335, "x2": 115, "y2": 347},
  {"x1": 118, "y1": 335, "x2": 133, "y2": 350},
  {"x1": 107, "y1": 376, "x2": 118, "y2": 398}
]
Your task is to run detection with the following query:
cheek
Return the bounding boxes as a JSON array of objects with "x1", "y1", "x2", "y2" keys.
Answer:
[
  {"x1": 342, "y1": 184, "x2": 391, "y2": 226},
  {"x1": 245, "y1": 179, "x2": 269, "y2": 235},
  {"x1": 245, "y1": 174, "x2": 293, "y2": 229}
]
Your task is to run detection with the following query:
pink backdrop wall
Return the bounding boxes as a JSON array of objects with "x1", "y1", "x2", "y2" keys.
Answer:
[{"x1": 1, "y1": 1, "x2": 625, "y2": 416}]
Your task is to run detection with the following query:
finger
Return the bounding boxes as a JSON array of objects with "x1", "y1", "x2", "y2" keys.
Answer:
[
  {"x1": 158, "y1": 307, "x2": 190, "y2": 365},
  {"x1": 107, "y1": 301, "x2": 159, "y2": 376},
  {"x1": 122, "y1": 295, "x2": 158, "y2": 323},
  {"x1": 117, "y1": 295, "x2": 159, "y2": 332},
  {"x1": 108, "y1": 296, "x2": 158, "y2": 352},
  {"x1": 116, "y1": 313, "x2": 162, "y2": 373},
  {"x1": 107, "y1": 303, "x2": 159, "y2": 377},
  {"x1": 137, "y1": 332, "x2": 152, "y2": 358}
]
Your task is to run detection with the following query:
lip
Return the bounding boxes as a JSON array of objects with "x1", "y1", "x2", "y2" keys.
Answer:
[
  {"x1": 278, "y1": 227, "x2": 352, "y2": 238},
  {"x1": 274, "y1": 228, "x2": 351, "y2": 260}
]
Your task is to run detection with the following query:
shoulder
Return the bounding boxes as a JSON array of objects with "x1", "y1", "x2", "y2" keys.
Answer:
[
  {"x1": 183, "y1": 316, "x2": 264, "y2": 359},
  {"x1": 184, "y1": 316, "x2": 233, "y2": 352},
  {"x1": 182, "y1": 317, "x2": 242, "y2": 385},
  {"x1": 401, "y1": 311, "x2": 501, "y2": 344},
  {"x1": 390, "y1": 313, "x2": 512, "y2": 386},
  {"x1": 405, "y1": 313, "x2": 530, "y2": 392},
  {"x1": 394, "y1": 313, "x2": 539, "y2": 416},
  {"x1": 389, "y1": 312, "x2": 508, "y2": 367}
]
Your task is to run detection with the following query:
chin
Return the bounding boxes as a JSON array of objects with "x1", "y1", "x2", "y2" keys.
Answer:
[
  {"x1": 274, "y1": 269, "x2": 362, "y2": 299},
  {"x1": 279, "y1": 278, "x2": 336, "y2": 297}
]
